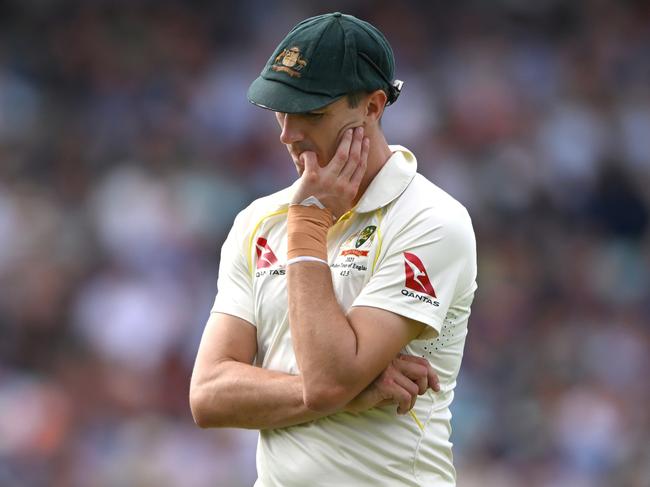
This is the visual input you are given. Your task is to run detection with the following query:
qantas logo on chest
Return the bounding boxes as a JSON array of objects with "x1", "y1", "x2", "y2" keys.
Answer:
[
  {"x1": 403, "y1": 252, "x2": 437, "y2": 297},
  {"x1": 255, "y1": 237, "x2": 278, "y2": 269}
]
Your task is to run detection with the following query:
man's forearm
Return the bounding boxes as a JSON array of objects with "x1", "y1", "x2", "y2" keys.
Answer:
[
  {"x1": 287, "y1": 261, "x2": 366, "y2": 409},
  {"x1": 190, "y1": 359, "x2": 332, "y2": 430},
  {"x1": 285, "y1": 202, "x2": 373, "y2": 411}
]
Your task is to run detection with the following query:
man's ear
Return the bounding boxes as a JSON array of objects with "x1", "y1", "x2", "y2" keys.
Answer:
[{"x1": 365, "y1": 89, "x2": 388, "y2": 123}]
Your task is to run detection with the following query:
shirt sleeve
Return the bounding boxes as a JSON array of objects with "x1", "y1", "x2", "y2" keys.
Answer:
[
  {"x1": 211, "y1": 210, "x2": 256, "y2": 326},
  {"x1": 352, "y1": 206, "x2": 477, "y2": 338}
]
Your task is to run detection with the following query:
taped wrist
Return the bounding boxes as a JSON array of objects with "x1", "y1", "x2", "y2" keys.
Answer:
[{"x1": 287, "y1": 205, "x2": 334, "y2": 261}]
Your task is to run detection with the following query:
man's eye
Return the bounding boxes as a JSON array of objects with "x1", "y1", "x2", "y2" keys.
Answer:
[{"x1": 305, "y1": 112, "x2": 324, "y2": 119}]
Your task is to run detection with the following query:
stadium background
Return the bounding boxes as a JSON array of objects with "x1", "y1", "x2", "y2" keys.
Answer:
[{"x1": 1, "y1": 0, "x2": 649, "y2": 486}]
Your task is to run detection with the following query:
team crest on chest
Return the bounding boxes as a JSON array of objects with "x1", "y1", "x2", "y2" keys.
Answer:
[
  {"x1": 355, "y1": 225, "x2": 376, "y2": 248},
  {"x1": 339, "y1": 225, "x2": 377, "y2": 258},
  {"x1": 332, "y1": 225, "x2": 377, "y2": 277}
]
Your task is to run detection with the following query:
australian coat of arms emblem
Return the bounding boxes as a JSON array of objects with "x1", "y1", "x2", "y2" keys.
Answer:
[{"x1": 272, "y1": 46, "x2": 308, "y2": 77}]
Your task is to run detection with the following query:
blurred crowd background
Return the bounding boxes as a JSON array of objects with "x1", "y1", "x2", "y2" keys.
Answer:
[{"x1": 1, "y1": 0, "x2": 649, "y2": 486}]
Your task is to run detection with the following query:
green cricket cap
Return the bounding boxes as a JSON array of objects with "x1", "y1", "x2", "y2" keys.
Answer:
[{"x1": 247, "y1": 12, "x2": 403, "y2": 113}]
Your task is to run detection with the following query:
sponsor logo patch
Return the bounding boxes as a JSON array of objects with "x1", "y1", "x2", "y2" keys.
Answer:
[
  {"x1": 255, "y1": 237, "x2": 278, "y2": 269},
  {"x1": 401, "y1": 289, "x2": 439, "y2": 306},
  {"x1": 403, "y1": 252, "x2": 436, "y2": 297}
]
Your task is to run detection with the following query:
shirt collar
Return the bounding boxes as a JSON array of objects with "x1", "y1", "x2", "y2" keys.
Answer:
[
  {"x1": 282, "y1": 145, "x2": 417, "y2": 213},
  {"x1": 355, "y1": 145, "x2": 417, "y2": 213}
]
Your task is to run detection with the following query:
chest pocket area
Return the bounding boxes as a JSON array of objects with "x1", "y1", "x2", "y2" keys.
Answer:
[{"x1": 330, "y1": 220, "x2": 382, "y2": 311}]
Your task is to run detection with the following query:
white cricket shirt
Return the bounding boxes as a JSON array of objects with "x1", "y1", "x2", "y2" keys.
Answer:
[{"x1": 212, "y1": 146, "x2": 477, "y2": 486}]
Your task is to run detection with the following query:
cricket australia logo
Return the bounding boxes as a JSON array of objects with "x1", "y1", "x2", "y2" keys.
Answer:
[
  {"x1": 355, "y1": 225, "x2": 376, "y2": 248},
  {"x1": 402, "y1": 252, "x2": 439, "y2": 306}
]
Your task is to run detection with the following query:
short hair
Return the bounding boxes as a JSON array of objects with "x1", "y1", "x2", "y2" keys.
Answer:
[
  {"x1": 346, "y1": 90, "x2": 387, "y2": 124},
  {"x1": 346, "y1": 90, "x2": 372, "y2": 108}
]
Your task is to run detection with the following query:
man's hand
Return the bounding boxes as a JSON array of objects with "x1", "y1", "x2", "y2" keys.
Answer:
[
  {"x1": 345, "y1": 354, "x2": 440, "y2": 415},
  {"x1": 291, "y1": 126, "x2": 369, "y2": 219}
]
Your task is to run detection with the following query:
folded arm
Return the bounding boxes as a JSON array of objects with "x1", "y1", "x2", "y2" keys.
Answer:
[
  {"x1": 288, "y1": 264, "x2": 429, "y2": 413},
  {"x1": 189, "y1": 312, "x2": 321, "y2": 429},
  {"x1": 189, "y1": 312, "x2": 437, "y2": 430}
]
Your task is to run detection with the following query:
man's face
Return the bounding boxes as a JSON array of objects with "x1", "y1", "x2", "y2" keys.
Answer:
[{"x1": 275, "y1": 96, "x2": 367, "y2": 175}]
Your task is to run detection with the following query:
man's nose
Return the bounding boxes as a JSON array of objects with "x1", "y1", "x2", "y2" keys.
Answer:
[{"x1": 279, "y1": 114, "x2": 303, "y2": 145}]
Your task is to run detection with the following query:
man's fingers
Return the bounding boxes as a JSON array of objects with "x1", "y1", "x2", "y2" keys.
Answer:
[
  {"x1": 301, "y1": 151, "x2": 319, "y2": 175},
  {"x1": 398, "y1": 354, "x2": 440, "y2": 392},
  {"x1": 415, "y1": 376, "x2": 428, "y2": 395},
  {"x1": 329, "y1": 128, "x2": 353, "y2": 173},
  {"x1": 394, "y1": 356, "x2": 427, "y2": 380},
  {"x1": 394, "y1": 386, "x2": 412, "y2": 415},
  {"x1": 377, "y1": 376, "x2": 411, "y2": 415},
  {"x1": 340, "y1": 126, "x2": 364, "y2": 179},
  {"x1": 373, "y1": 357, "x2": 438, "y2": 415},
  {"x1": 392, "y1": 374, "x2": 419, "y2": 413},
  {"x1": 393, "y1": 372, "x2": 419, "y2": 399},
  {"x1": 398, "y1": 354, "x2": 428, "y2": 366},
  {"x1": 350, "y1": 136, "x2": 369, "y2": 188}
]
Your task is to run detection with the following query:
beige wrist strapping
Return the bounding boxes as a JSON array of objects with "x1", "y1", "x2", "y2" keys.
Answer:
[{"x1": 287, "y1": 205, "x2": 334, "y2": 261}]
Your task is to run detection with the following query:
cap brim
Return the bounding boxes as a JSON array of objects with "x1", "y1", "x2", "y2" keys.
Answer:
[{"x1": 247, "y1": 76, "x2": 342, "y2": 113}]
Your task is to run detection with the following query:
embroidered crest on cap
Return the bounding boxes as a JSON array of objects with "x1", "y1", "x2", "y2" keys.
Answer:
[{"x1": 272, "y1": 46, "x2": 308, "y2": 77}]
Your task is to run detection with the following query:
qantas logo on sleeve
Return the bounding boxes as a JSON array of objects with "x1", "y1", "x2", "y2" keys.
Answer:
[
  {"x1": 255, "y1": 238, "x2": 278, "y2": 269},
  {"x1": 402, "y1": 252, "x2": 439, "y2": 306}
]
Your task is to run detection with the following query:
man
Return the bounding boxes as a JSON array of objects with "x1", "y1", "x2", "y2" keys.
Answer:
[{"x1": 190, "y1": 12, "x2": 477, "y2": 486}]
